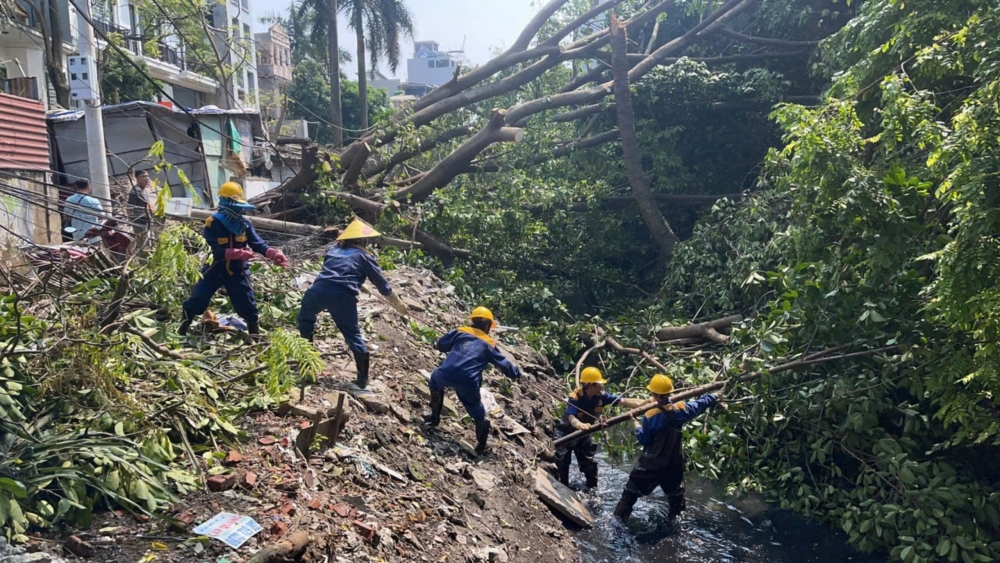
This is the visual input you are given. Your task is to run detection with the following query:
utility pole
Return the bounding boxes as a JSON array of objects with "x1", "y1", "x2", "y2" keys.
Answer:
[{"x1": 75, "y1": 0, "x2": 111, "y2": 211}]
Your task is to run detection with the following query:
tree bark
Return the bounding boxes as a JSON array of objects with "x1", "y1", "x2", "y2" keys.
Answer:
[
  {"x1": 610, "y1": 15, "x2": 677, "y2": 262},
  {"x1": 40, "y1": 0, "x2": 70, "y2": 108},
  {"x1": 395, "y1": 109, "x2": 524, "y2": 203},
  {"x1": 355, "y1": 12, "x2": 368, "y2": 133},
  {"x1": 655, "y1": 315, "x2": 742, "y2": 342},
  {"x1": 328, "y1": 0, "x2": 344, "y2": 146}
]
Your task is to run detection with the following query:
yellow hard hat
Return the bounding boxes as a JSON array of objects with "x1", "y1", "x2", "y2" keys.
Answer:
[
  {"x1": 337, "y1": 219, "x2": 381, "y2": 241},
  {"x1": 580, "y1": 367, "x2": 607, "y2": 385},
  {"x1": 218, "y1": 182, "x2": 248, "y2": 203},
  {"x1": 470, "y1": 306, "x2": 497, "y2": 330},
  {"x1": 647, "y1": 374, "x2": 675, "y2": 395}
]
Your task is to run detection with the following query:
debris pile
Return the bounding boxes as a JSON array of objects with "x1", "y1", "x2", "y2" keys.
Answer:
[{"x1": 1, "y1": 229, "x2": 583, "y2": 562}]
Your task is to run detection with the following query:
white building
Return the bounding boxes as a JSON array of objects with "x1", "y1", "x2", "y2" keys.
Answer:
[
  {"x1": 0, "y1": 0, "x2": 259, "y2": 110},
  {"x1": 405, "y1": 40, "x2": 465, "y2": 93},
  {"x1": 370, "y1": 69, "x2": 401, "y2": 95},
  {"x1": 207, "y1": 0, "x2": 259, "y2": 108}
]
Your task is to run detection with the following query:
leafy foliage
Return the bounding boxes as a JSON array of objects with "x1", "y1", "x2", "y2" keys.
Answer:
[
  {"x1": 0, "y1": 226, "x2": 322, "y2": 540},
  {"x1": 285, "y1": 59, "x2": 389, "y2": 145}
]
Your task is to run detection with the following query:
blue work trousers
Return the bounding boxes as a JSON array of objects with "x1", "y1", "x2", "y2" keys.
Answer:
[
  {"x1": 297, "y1": 281, "x2": 366, "y2": 353},
  {"x1": 429, "y1": 369, "x2": 485, "y2": 423},
  {"x1": 183, "y1": 265, "x2": 258, "y2": 324}
]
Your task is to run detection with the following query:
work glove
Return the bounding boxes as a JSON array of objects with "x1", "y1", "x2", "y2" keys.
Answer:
[
  {"x1": 386, "y1": 292, "x2": 410, "y2": 315},
  {"x1": 571, "y1": 420, "x2": 592, "y2": 431},
  {"x1": 225, "y1": 248, "x2": 254, "y2": 261},
  {"x1": 265, "y1": 248, "x2": 290, "y2": 268}
]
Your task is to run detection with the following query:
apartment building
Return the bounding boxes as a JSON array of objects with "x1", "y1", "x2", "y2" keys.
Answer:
[{"x1": 0, "y1": 0, "x2": 259, "y2": 110}]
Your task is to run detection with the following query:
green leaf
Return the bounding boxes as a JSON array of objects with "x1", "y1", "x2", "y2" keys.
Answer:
[
  {"x1": 937, "y1": 539, "x2": 951, "y2": 557},
  {"x1": 0, "y1": 477, "x2": 28, "y2": 499},
  {"x1": 132, "y1": 479, "x2": 151, "y2": 501}
]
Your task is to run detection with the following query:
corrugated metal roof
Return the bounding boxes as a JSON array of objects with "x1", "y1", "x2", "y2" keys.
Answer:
[{"x1": 0, "y1": 93, "x2": 50, "y2": 171}]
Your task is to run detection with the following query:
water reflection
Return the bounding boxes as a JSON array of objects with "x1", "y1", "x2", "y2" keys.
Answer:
[{"x1": 574, "y1": 453, "x2": 877, "y2": 563}]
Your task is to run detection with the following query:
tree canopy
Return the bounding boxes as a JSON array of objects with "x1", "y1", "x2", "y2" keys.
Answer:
[{"x1": 247, "y1": 0, "x2": 1000, "y2": 561}]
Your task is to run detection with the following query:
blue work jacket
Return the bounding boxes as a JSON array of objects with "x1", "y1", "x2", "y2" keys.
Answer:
[
  {"x1": 315, "y1": 245, "x2": 392, "y2": 296},
  {"x1": 561, "y1": 389, "x2": 622, "y2": 428},
  {"x1": 205, "y1": 214, "x2": 269, "y2": 276},
  {"x1": 636, "y1": 394, "x2": 719, "y2": 447},
  {"x1": 433, "y1": 328, "x2": 521, "y2": 386}
]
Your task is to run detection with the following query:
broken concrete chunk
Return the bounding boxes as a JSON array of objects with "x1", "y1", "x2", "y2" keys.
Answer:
[
  {"x1": 470, "y1": 468, "x2": 498, "y2": 491},
  {"x1": 533, "y1": 468, "x2": 594, "y2": 528}
]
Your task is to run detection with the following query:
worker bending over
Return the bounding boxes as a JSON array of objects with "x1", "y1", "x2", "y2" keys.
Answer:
[
  {"x1": 424, "y1": 307, "x2": 521, "y2": 455},
  {"x1": 298, "y1": 219, "x2": 408, "y2": 388},
  {"x1": 180, "y1": 182, "x2": 289, "y2": 336},
  {"x1": 613, "y1": 374, "x2": 722, "y2": 523},
  {"x1": 555, "y1": 367, "x2": 646, "y2": 489}
]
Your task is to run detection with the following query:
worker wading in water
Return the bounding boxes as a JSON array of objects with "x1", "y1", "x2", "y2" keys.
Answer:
[
  {"x1": 423, "y1": 307, "x2": 521, "y2": 455},
  {"x1": 555, "y1": 367, "x2": 646, "y2": 489},
  {"x1": 297, "y1": 219, "x2": 409, "y2": 389},
  {"x1": 180, "y1": 182, "x2": 289, "y2": 336},
  {"x1": 613, "y1": 374, "x2": 723, "y2": 522}
]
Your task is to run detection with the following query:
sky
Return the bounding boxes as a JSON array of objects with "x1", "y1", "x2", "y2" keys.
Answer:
[{"x1": 254, "y1": 0, "x2": 542, "y2": 80}]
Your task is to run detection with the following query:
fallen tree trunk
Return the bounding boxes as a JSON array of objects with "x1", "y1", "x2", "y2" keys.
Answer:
[
  {"x1": 655, "y1": 315, "x2": 742, "y2": 343},
  {"x1": 246, "y1": 530, "x2": 310, "y2": 563},
  {"x1": 611, "y1": 14, "x2": 677, "y2": 263},
  {"x1": 186, "y1": 209, "x2": 443, "y2": 254},
  {"x1": 553, "y1": 344, "x2": 901, "y2": 447}
]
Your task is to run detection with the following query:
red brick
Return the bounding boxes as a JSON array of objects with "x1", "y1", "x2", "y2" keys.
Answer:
[
  {"x1": 242, "y1": 471, "x2": 258, "y2": 488},
  {"x1": 224, "y1": 450, "x2": 243, "y2": 465},
  {"x1": 308, "y1": 499, "x2": 322, "y2": 510},
  {"x1": 170, "y1": 511, "x2": 196, "y2": 532},
  {"x1": 353, "y1": 520, "x2": 376, "y2": 541},
  {"x1": 206, "y1": 474, "x2": 235, "y2": 492},
  {"x1": 281, "y1": 503, "x2": 297, "y2": 517},
  {"x1": 331, "y1": 504, "x2": 350, "y2": 518},
  {"x1": 270, "y1": 521, "x2": 288, "y2": 537},
  {"x1": 258, "y1": 436, "x2": 277, "y2": 446}
]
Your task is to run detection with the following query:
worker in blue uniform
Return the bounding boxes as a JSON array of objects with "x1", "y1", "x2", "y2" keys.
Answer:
[
  {"x1": 423, "y1": 307, "x2": 522, "y2": 455},
  {"x1": 613, "y1": 374, "x2": 723, "y2": 522},
  {"x1": 298, "y1": 219, "x2": 409, "y2": 389},
  {"x1": 555, "y1": 367, "x2": 646, "y2": 489},
  {"x1": 179, "y1": 182, "x2": 289, "y2": 336}
]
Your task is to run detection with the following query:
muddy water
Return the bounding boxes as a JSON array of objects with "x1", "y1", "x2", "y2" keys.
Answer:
[{"x1": 573, "y1": 453, "x2": 877, "y2": 563}]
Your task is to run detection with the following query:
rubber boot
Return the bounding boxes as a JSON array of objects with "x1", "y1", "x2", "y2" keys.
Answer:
[
  {"x1": 474, "y1": 418, "x2": 491, "y2": 455},
  {"x1": 300, "y1": 331, "x2": 314, "y2": 343},
  {"x1": 555, "y1": 457, "x2": 570, "y2": 487},
  {"x1": 178, "y1": 318, "x2": 192, "y2": 336},
  {"x1": 667, "y1": 489, "x2": 686, "y2": 521},
  {"x1": 613, "y1": 490, "x2": 639, "y2": 522},
  {"x1": 247, "y1": 320, "x2": 261, "y2": 336},
  {"x1": 354, "y1": 350, "x2": 370, "y2": 389},
  {"x1": 423, "y1": 388, "x2": 444, "y2": 427},
  {"x1": 584, "y1": 467, "x2": 599, "y2": 490}
]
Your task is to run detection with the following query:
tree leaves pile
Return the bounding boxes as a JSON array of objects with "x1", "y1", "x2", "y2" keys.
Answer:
[{"x1": 0, "y1": 225, "x2": 321, "y2": 541}]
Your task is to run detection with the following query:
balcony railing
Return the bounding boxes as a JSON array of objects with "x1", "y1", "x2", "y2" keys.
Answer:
[
  {"x1": 93, "y1": 19, "x2": 142, "y2": 57},
  {"x1": 158, "y1": 44, "x2": 185, "y2": 71}
]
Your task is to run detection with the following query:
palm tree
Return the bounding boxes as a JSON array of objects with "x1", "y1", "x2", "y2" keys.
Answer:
[
  {"x1": 296, "y1": 0, "x2": 344, "y2": 145},
  {"x1": 342, "y1": 0, "x2": 415, "y2": 132}
]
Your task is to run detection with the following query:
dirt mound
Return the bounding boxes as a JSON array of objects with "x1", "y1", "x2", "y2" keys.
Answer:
[{"x1": 73, "y1": 264, "x2": 579, "y2": 562}]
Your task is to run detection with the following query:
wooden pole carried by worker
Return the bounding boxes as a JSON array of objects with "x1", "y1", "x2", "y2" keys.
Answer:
[{"x1": 554, "y1": 343, "x2": 900, "y2": 448}]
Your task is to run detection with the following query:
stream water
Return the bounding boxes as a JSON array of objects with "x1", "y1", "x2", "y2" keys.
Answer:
[{"x1": 573, "y1": 453, "x2": 878, "y2": 563}]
